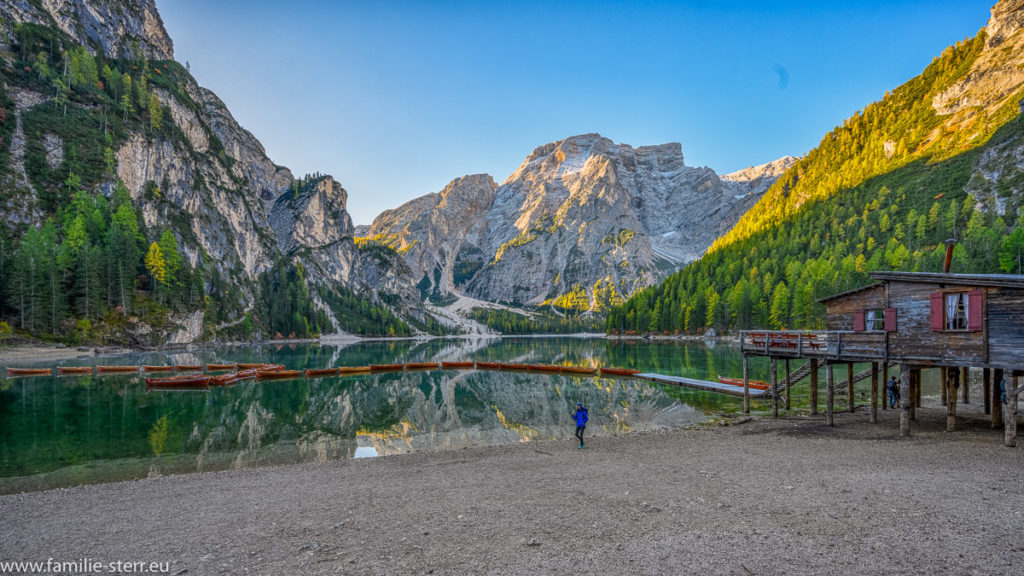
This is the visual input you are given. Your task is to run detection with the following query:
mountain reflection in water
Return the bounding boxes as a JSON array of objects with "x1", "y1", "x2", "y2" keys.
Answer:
[{"x1": 0, "y1": 338, "x2": 753, "y2": 493}]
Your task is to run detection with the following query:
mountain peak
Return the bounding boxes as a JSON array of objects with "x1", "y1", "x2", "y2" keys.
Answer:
[{"x1": 721, "y1": 156, "x2": 799, "y2": 183}]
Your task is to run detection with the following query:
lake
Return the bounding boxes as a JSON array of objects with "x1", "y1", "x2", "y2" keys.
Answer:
[{"x1": 0, "y1": 337, "x2": 767, "y2": 493}]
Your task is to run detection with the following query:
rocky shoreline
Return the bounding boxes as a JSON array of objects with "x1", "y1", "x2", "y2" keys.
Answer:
[{"x1": 2, "y1": 408, "x2": 1021, "y2": 575}]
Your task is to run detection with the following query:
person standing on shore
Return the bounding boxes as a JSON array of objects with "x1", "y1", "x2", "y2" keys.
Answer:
[
  {"x1": 573, "y1": 403, "x2": 588, "y2": 449},
  {"x1": 887, "y1": 377, "x2": 900, "y2": 408}
]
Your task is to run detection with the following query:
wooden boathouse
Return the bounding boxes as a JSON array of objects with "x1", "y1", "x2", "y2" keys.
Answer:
[{"x1": 739, "y1": 270, "x2": 1024, "y2": 447}]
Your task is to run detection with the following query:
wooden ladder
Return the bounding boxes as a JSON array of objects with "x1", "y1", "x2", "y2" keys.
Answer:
[{"x1": 768, "y1": 361, "x2": 815, "y2": 397}]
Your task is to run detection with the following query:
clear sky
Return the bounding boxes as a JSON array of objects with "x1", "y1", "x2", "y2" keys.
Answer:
[{"x1": 157, "y1": 0, "x2": 994, "y2": 225}]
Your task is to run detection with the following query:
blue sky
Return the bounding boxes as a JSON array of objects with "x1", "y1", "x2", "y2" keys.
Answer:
[{"x1": 158, "y1": 0, "x2": 994, "y2": 225}]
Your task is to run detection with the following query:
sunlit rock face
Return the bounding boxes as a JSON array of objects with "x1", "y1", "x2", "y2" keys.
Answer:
[{"x1": 369, "y1": 134, "x2": 792, "y2": 309}]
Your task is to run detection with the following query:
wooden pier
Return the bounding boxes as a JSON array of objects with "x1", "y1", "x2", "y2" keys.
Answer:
[{"x1": 635, "y1": 373, "x2": 771, "y2": 397}]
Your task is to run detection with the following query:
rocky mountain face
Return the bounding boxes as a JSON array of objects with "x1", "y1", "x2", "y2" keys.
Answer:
[
  {"x1": 1, "y1": 0, "x2": 419, "y2": 338},
  {"x1": 367, "y1": 134, "x2": 792, "y2": 310}
]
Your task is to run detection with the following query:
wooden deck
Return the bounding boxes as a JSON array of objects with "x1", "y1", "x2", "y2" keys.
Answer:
[
  {"x1": 741, "y1": 330, "x2": 887, "y2": 362},
  {"x1": 636, "y1": 373, "x2": 771, "y2": 397}
]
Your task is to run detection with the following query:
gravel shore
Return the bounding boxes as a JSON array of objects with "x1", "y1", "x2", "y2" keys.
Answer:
[{"x1": 2, "y1": 407, "x2": 1022, "y2": 576}]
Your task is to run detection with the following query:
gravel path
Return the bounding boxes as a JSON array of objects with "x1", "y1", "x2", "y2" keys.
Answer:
[{"x1": 2, "y1": 407, "x2": 1022, "y2": 576}]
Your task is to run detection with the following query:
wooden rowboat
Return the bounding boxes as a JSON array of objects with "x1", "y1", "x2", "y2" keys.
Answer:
[
  {"x1": 404, "y1": 362, "x2": 440, "y2": 370},
  {"x1": 146, "y1": 374, "x2": 212, "y2": 388},
  {"x1": 305, "y1": 368, "x2": 339, "y2": 377},
  {"x1": 57, "y1": 366, "x2": 94, "y2": 375},
  {"x1": 338, "y1": 366, "x2": 371, "y2": 374},
  {"x1": 599, "y1": 367, "x2": 640, "y2": 377},
  {"x1": 256, "y1": 369, "x2": 303, "y2": 380},
  {"x1": 6, "y1": 367, "x2": 53, "y2": 376},
  {"x1": 212, "y1": 369, "x2": 257, "y2": 386},
  {"x1": 441, "y1": 361, "x2": 475, "y2": 369},
  {"x1": 369, "y1": 364, "x2": 403, "y2": 372},
  {"x1": 475, "y1": 362, "x2": 500, "y2": 370},
  {"x1": 526, "y1": 364, "x2": 560, "y2": 373},
  {"x1": 97, "y1": 366, "x2": 140, "y2": 373},
  {"x1": 205, "y1": 363, "x2": 236, "y2": 371},
  {"x1": 560, "y1": 366, "x2": 597, "y2": 375},
  {"x1": 499, "y1": 363, "x2": 527, "y2": 371},
  {"x1": 237, "y1": 362, "x2": 267, "y2": 369},
  {"x1": 175, "y1": 365, "x2": 203, "y2": 372},
  {"x1": 142, "y1": 365, "x2": 174, "y2": 372},
  {"x1": 718, "y1": 375, "x2": 770, "y2": 390}
]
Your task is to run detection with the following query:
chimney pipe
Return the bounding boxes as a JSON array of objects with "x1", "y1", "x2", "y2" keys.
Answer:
[{"x1": 943, "y1": 238, "x2": 956, "y2": 274}]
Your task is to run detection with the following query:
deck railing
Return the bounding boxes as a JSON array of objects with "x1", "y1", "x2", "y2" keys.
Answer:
[{"x1": 740, "y1": 330, "x2": 886, "y2": 360}]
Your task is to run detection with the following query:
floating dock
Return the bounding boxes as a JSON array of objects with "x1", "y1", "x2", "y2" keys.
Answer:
[{"x1": 635, "y1": 373, "x2": 771, "y2": 397}]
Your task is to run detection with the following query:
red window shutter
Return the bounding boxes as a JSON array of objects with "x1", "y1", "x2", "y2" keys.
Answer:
[
  {"x1": 853, "y1": 310, "x2": 865, "y2": 331},
  {"x1": 967, "y1": 289, "x2": 983, "y2": 332},
  {"x1": 884, "y1": 307, "x2": 897, "y2": 332},
  {"x1": 930, "y1": 292, "x2": 944, "y2": 331}
]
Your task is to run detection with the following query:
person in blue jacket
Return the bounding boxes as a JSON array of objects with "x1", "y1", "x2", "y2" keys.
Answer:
[{"x1": 573, "y1": 403, "x2": 588, "y2": 449}]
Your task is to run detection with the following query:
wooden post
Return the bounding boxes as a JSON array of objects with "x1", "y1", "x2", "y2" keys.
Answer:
[
  {"x1": 809, "y1": 359, "x2": 818, "y2": 415},
  {"x1": 784, "y1": 358, "x2": 791, "y2": 411},
  {"x1": 1004, "y1": 373, "x2": 1018, "y2": 448},
  {"x1": 881, "y1": 363, "x2": 888, "y2": 411},
  {"x1": 941, "y1": 367, "x2": 948, "y2": 406},
  {"x1": 947, "y1": 366, "x2": 958, "y2": 432},
  {"x1": 909, "y1": 369, "x2": 917, "y2": 421},
  {"x1": 742, "y1": 355, "x2": 750, "y2": 414},
  {"x1": 771, "y1": 357, "x2": 779, "y2": 419},
  {"x1": 915, "y1": 369, "x2": 922, "y2": 408},
  {"x1": 847, "y1": 363, "x2": 855, "y2": 413},
  {"x1": 961, "y1": 367, "x2": 970, "y2": 404},
  {"x1": 870, "y1": 362, "x2": 878, "y2": 424},
  {"x1": 826, "y1": 363, "x2": 834, "y2": 427},
  {"x1": 983, "y1": 367, "x2": 991, "y2": 415},
  {"x1": 992, "y1": 369, "x2": 1004, "y2": 429},
  {"x1": 900, "y1": 364, "x2": 911, "y2": 437}
]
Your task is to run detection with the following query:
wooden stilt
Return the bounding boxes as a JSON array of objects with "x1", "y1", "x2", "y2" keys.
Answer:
[
  {"x1": 847, "y1": 362, "x2": 855, "y2": 413},
  {"x1": 900, "y1": 364, "x2": 911, "y2": 437},
  {"x1": 983, "y1": 367, "x2": 991, "y2": 415},
  {"x1": 809, "y1": 359, "x2": 819, "y2": 415},
  {"x1": 784, "y1": 358, "x2": 791, "y2": 411},
  {"x1": 1004, "y1": 373, "x2": 1018, "y2": 448},
  {"x1": 826, "y1": 363, "x2": 835, "y2": 427},
  {"x1": 870, "y1": 362, "x2": 878, "y2": 424},
  {"x1": 771, "y1": 357, "x2": 779, "y2": 419},
  {"x1": 742, "y1": 355, "x2": 750, "y2": 414},
  {"x1": 909, "y1": 369, "x2": 918, "y2": 421},
  {"x1": 941, "y1": 367, "x2": 948, "y2": 406},
  {"x1": 947, "y1": 366, "x2": 958, "y2": 432},
  {"x1": 992, "y1": 369, "x2": 1004, "y2": 429},
  {"x1": 915, "y1": 369, "x2": 922, "y2": 408},
  {"x1": 881, "y1": 363, "x2": 888, "y2": 411},
  {"x1": 961, "y1": 367, "x2": 970, "y2": 404}
]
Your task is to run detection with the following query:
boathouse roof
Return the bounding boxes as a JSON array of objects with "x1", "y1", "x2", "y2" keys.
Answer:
[{"x1": 818, "y1": 272, "x2": 1024, "y2": 304}]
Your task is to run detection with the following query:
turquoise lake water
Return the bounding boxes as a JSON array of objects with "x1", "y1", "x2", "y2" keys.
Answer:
[{"x1": 0, "y1": 337, "x2": 768, "y2": 493}]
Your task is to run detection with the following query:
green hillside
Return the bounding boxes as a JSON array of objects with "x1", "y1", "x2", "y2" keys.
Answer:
[{"x1": 608, "y1": 30, "x2": 1024, "y2": 335}]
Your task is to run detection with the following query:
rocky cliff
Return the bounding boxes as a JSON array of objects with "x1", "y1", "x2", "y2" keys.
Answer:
[{"x1": 367, "y1": 134, "x2": 792, "y2": 310}]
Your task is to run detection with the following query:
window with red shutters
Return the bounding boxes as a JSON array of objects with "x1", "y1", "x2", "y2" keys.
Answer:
[
  {"x1": 853, "y1": 310, "x2": 865, "y2": 331},
  {"x1": 967, "y1": 290, "x2": 983, "y2": 332}
]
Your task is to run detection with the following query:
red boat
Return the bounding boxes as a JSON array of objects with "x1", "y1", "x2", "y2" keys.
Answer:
[
  {"x1": 718, "y1": 375, "x2": 770, "y2": 390},
  {"x1": 237, "y1": 362, "x2": 264, "y2": 369},
  {"x1": 339, "y1": 366, "x2": 371, "y2": 374},
  {"x1": 212, "y1": 369, "x2": 257, "y2": 386},
  {"x1": 441, "y1": 361, "x2": 475, "y2": 369},
  {"x1": 499, "y1": 363, "x2": 527, "y2": 371},
  {"x1": 205, "y1": 363, "x2": 236, "y2": 371},
  {"x1": 57, "y1": 366, "x2": 94, "y2": 375},
  {"x1": 599, "y1": 367, "x2": 640, "y2": 377},
  {"x1": 96, "y1": 365, "x2": 140, "y2": 373},
  {"x1": 404, "y1": 362, "x2": 440, "y2": 370},
  {"x1": 256, "y1": 368, "x2": 302, "y2": 380},
  {"x1": 6, "y1": 367, "x2": 52, "y2": 376},
  {"x1": 475, "y1": 362, "x2": 500, "y2": 370},
  {"x1": 146, "y1": 374, "x2": 212, "y2": 388},
  {"x1": 369, "y1": 364, "x2": 403, "y2": 372},
  {"x1": 175, "y1": 365, "x2": 203, "y2": 372},
  {"x1": 526, "y1": 364, "x2": 560, "y2": 373},
  {"x1": 560, "y1": 366, "x2": 597, "y2": 375},
  {"x1": 305, "y1": 368, "x2": 339, "y2": 377}
]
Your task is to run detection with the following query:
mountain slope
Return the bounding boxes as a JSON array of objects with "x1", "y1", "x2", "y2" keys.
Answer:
[
  {"x1": 609, "y1": 0, "x2": 1024, "y2": 334},
  {"x1": 366, "y1": 133, "x2": 793, "y2": 312}
]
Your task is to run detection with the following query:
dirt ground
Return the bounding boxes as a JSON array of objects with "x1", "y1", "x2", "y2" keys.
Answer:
[{"x1": 2, "y1": 406, "x2": 1022, "y2": 576}]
